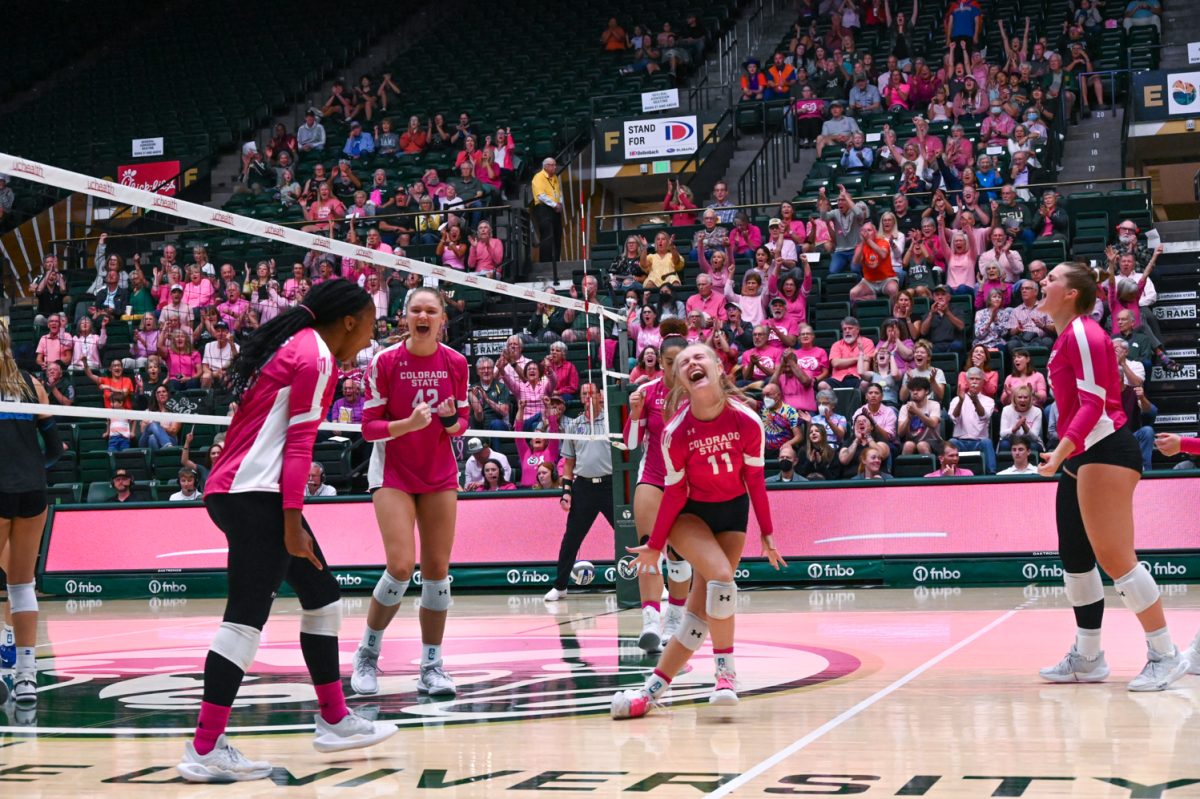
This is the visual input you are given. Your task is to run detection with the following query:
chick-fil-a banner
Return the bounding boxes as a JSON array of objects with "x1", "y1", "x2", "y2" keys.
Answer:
[
  {"x1": 42, "y1": 477, "x2": 1198, "y2": 574},
  {"x1": 116, "y1": 160, "x2": 180, "y2": 196}
]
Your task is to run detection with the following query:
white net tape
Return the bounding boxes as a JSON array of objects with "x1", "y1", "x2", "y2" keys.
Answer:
[{"x1": 0, "y1": 152, "x2": 627, "y2": 442}]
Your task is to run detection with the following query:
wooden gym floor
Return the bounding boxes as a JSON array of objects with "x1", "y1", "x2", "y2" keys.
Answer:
[{"x1": 2, "y1": 586, "x2": 1199, "y2": 797}]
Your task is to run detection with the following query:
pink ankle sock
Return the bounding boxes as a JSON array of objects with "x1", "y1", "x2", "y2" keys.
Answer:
[
  {"x1": 643, "y1": 601, "x2": 661, "y2": 612},
  {"x1": 653, "y1": 668, "x2": 673, "y2": 684},
  {"x1": 713, "y1": 646, "x2": 734, "y2": 654},
  {"x1": 668, "y1": 596, "x2": 687, "y2": 607},
  {"x1": 314, "y1": 680, "x2": 349, "y2": 724},
  {"x1": 194, "y1": 701, "x2": 232, "y2": 756}
]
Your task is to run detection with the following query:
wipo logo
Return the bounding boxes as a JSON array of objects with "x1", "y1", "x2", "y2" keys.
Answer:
[
  {"x1": 147, "y1": 579, "x2": 187, "y2": 594},
  {"x1": 64, "y1": 579, "x2": 102, "y2": 594}
]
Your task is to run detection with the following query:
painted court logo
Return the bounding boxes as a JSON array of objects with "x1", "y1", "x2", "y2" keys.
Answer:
[{"x1": 3, "y1": 631, "x2": 860, "y2": 735}]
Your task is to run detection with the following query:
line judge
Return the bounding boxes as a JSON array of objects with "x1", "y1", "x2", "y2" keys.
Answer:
[{"x1": 545, "y1": 383, "x2": 613, "y2": 601}]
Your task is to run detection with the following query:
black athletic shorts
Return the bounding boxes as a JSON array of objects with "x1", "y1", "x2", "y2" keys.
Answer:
[
  {"x1": 1065, "y1": 426, "x2": 1143, "y2": 475},
  {"x1": 0, "y1": 490, "x2": 48, "y2": 520},
  {"x1": 681, "y1": 494, "x2": 750, "y2": 535}
]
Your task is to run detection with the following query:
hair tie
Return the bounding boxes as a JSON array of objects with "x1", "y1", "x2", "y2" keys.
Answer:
[{"x1": 300, "y1": 305, "x2": 316, "y2": 320}]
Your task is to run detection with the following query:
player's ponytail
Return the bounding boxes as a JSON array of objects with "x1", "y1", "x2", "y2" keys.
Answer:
[{"x1": 227, "y1": 279, "x2": 372, "y2": 400}]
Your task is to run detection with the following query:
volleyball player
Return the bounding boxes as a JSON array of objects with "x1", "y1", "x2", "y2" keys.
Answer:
[
  {"x1": 178, "y1": 280, "x2": 395, "y2": 783},
  {"x1": 1154, "y1": 432, "x2": 1200, "y2": 674},
  {"x1": 625, "y1": 323, "x2": 692, "y2": 652},
  {"x1": 0, "y1": 324, "x2": 62, "y2": 705},
  {"x1": 612, "y1": 344, "x2": 785, "y2": 719},
  {"x1": 1036, "y1": 262, "x2": 1188, "y2": 691},
  {"x1": 352, "y1": 286, "x2": 469, "y2": 698}
]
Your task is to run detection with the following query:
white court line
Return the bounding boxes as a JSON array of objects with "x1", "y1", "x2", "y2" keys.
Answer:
[
  {"x1": 705, "y1": 606, "x2": 1022, "y2": 799},
  {"x1": 813, "y1": 532, "x2": 947, "y2": 544}
]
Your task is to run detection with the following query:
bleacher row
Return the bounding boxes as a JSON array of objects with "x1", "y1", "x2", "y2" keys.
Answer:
[{"x1": 0, "y1": 0, "x2": 415, "y2": 231}]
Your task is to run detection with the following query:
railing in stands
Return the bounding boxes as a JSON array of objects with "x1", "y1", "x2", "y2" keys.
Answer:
[
  {"x1": 736, "y1": 106, "x2": 799, "y2": 209},
  {"x1": 594, "y1": 175, "x2": 1155, "y2": 234}
]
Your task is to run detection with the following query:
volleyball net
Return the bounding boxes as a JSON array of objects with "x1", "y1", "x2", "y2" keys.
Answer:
[{"x1": 0, "y1": 152, "x2": 630, "y2": 462}]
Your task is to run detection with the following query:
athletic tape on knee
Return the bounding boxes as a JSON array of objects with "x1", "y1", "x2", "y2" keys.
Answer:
[
  {"x1": 299, "y1": 600, "x2": 343, "y2": 637},
  {"x1": 1115, "y1": 564, "x2": 1160, "y2": 615},
  {"x1": 1064, "y1": 567, "x2": 1105, "y2": 607},
  {"x1": 665, "y1": 558, "x2": 692, "y2": 583},
  {"x1": 677, "y1": 612, "x2": 709, "y2": 652},
  {"x1": 420, "y1": 578, "x2": 452, "y2": 612},
  {"x1": 210, "y1": 622, "x2": 261, "y2": 673},
  {"x1": 8, "y1": 583, "x2": 37, "y2": 615},
  {"x1": 705, "y1": 580, "x2": 737, "y2": 620},
  {"x1": 372, "y1": 571, "x2": 410, "y2": 607}
]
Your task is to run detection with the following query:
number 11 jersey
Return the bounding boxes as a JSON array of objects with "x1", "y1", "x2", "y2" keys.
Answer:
[{"x1": 363, "y1": 340, "x2": 469, "y2": 493}]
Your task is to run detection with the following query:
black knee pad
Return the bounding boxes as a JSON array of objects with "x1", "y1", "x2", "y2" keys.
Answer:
[{"x1": 1055, "y1": 471, "x2": 1096, "y2": 574}]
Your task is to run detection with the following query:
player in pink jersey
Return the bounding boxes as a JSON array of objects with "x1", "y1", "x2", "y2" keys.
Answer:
[
  {"x1": 352, "y1": 286, "x2": 470, "y2": 698},
  {"x1": 178, "y1": 280, "x2": 395, "y2": 784},
  {"x1": 612, "y1": 344, "x2": 785, "y2": 719},
  {"x1": 1154, "y1": 432, "x2": 1200, "y2": 673},
  {"x1": 624, "y1": 328, "x2": 692, "y2": 653},
  {"x1": 1036, "y1": 262, "x2": 1189, "y2": 692}
]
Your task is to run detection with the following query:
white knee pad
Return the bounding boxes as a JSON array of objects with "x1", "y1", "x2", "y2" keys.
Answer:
[
  {"x1": 665, "y1": 558, "x2": 692, "y2": 583},
  {"x1": 210, "y1": 622, "x2": 261, "y2": 672},
  {"x1": 1064, "y1": 567, "x2": 1105, "y2": 607},
  {"x1": 8, "y1": 582, "x2": 37, "y2": 615},
  {"x1": 420, "y1": 578, "x2": 452, "y2": 612},
  {"x1": 372, "y1": 571, "x2": 410, "y2": 607},
  {"x1": 677, "y1": 612, "x2": 709, "y2": 651},
  {"x1": 1115, "y1": 563, "x2": 1160, "y2": 615},
  {"x1": 705, "y1": 580, "x2": 737, "y2": 620},
  {"x1": 299, "y1": 600, "x2": 343, "y2": 637}
]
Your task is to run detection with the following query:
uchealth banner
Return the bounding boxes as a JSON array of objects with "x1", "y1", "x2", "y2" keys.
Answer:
[
  {"x1": 116, "y1": 160, "x2": 181, "y2": 196},
  {"x1": 0, "y1": 153, "x2": 622, "y2": 324},
  {"x1": 41, "y1": 477, "x2": 1196, "y2": 576}
]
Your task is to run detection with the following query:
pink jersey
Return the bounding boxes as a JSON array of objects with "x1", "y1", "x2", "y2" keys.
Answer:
[
  {"x1": 1180, "y1": 437, "x2": 1200, "y2": 455},
  {"x1": 1047, "y1": 315, "x2": 1128, "y2": 455},
  {"x1": 363, "y1": 340, "x2": 469, "y2": 492},
  {"x1": 624, "y1": 377, "x2": 670, "y2": 486},
  {"x1": 648, "y1": 399, "x2": 773, "y2": 550},
  {"x1": 205, "y1": 328, "x2": 336, "y2": 509}
]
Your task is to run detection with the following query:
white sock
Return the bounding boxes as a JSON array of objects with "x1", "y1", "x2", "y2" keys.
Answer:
[
  {"x1": 360, "y1": 626, "x2": 385, "y2": 655},
  {"x1": 714, "y1": 651, "x2": 736, "y2": 674},
  {"x1": 422, "y1": 643, "x2": 442, "y2": 667},
  {"x1": 15, "y1": 646, "x2": 35, "y2": 672},
  {"x1": 1146, "y1": 627, "x2": 1175, "y2": 657},
  {"x1": 2, "y1": 624, "x2": 12, "y2": 647},
  {"x1": 644, "y1": 670, "x2": 671, "y2": 699},
  {"x1": 1075, "y1": 628, "x2": 1102, "y2": 660}
]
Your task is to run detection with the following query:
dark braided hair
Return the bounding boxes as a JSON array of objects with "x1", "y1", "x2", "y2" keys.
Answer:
[{"x1": 227, "y1": 279, "x2": 372, "y2": 400}]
